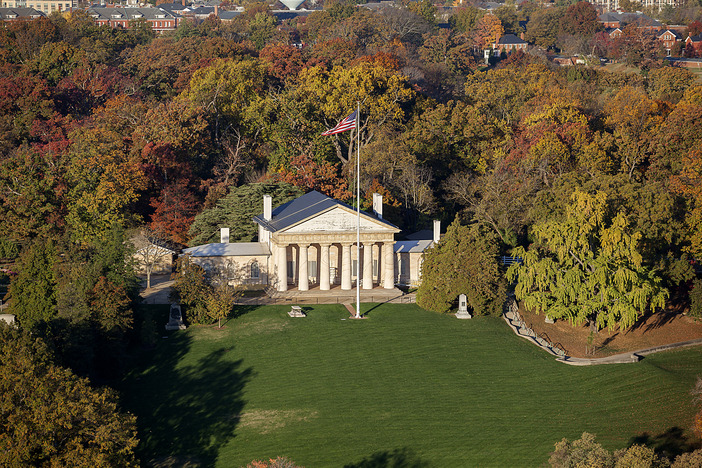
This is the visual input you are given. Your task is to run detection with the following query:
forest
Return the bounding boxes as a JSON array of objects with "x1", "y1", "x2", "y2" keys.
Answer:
[{"x1": 1, "y1": 0, "x2": 702, "y2": 463}]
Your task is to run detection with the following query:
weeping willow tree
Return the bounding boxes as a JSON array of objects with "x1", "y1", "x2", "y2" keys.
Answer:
[{"x1": 507, "y1": 190, "x2": 668, "y2": 330}]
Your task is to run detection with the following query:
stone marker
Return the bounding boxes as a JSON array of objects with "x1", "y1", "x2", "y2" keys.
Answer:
[
  {"x1": 545, "y1": 316, "x2": 555, "y2": 324},
  {"x1": 288, "y1": 305, "x2": 306, "y2": 317},
  {"x1": 165, "y1": 303, "x2": 187, "y2": 330},
  {"x1": 455, "y1": 294, "x2": 472, "y2": 319}
]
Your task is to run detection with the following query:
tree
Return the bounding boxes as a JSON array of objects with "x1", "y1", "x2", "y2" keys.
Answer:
[
  {"x1": 507, "y1": 190, "x2": 668, "y2": 330},
  {"x1": 549, "y1": 432, "x2": 615, "y2": 468},
  {"x1": 188, "y1": 182, "x2": 304, "y2": 246},
  {"x1": 525, "y1": 8, "x2": 564, "y2": 49},
  {"x1": 171, "y1": 256, "x2": 211, "y2": 324},
  {"x1": 670, "y1": 148, "x2": 702, "y2": 258},
  {"x1": 0, "y1": 325, "x2": 138, "y2": 467},
  {"x1": 132, "y1": 228, "x2": 175, "y2": 289},
  {"x1": 471, "y1": 13, "x2": 503, "y2": 49},
  {"x1": 559, "y1": 1, "x2": 601, "y2": 37},
  {"x1": 148, "y1": 180, "x2": 200, "y2": 245},
  {"x1": 417, "y1": 220, "x2": 506, "y2": 315},
  {"x1": 205, "y1": 284, "x2": 238, "y2": 329},
  {"x1": 295, "y1": 62, "x2": 416, "y2": 167},
  {"x1": 8, "y1": 239, "x2": 57, "y2": 329}
]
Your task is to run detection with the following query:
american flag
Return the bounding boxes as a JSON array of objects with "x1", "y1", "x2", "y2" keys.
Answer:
[{"x1": 321, "y1": 110, "x2": 357, "y2": 136}]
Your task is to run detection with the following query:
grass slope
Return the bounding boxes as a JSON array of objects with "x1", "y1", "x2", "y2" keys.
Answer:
[{"x1": 121, "y1": 304, "x2": 702, "y2": 467}]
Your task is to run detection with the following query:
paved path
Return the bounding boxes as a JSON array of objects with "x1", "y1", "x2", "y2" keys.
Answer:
[
  {"x1": 139, "y1": 275, "x2": 175, "y2": 305},
  {"x1": 503, "y1": 304, "x2": 702, "y2": 365}
]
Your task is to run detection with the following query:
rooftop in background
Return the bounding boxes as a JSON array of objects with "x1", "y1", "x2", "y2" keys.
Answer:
[{"x1": 0, "y1": 7, "x2": 44, "y2": 20}]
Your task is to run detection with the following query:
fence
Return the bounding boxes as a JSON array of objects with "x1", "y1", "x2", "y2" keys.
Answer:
[{"x1": 504, "y1": 298, "x2": 568, "y2": 357}]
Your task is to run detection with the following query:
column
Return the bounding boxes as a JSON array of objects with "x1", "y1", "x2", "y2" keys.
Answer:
[
  {"x1": 341, "y1": 243, "x2": 352, "y2": 290},
  {"x1": 383, "y1": 241, "x2": 395, "y2": 289},
  {"x1": 298, "y1": 244, "x2": 309, "y2": 291},
  {"x1": 277, "y1": 244, "x2": 288, "y2": 292},
  {"x1": 362, "y1": 242, "x2": 373, "y2": 290},
  {"x1": 320, "y1": 243, "x2": 331, "y2": 291}
]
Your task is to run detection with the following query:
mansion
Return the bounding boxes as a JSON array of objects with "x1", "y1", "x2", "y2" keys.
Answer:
[{"x1": 183, "y1": 191, "x2": 438, "y2": 292}]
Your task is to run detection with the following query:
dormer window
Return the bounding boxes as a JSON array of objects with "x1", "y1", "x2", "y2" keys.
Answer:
[
  {"x1": 155, "y1": 13, "x2": 165, "y2": 18},
  {"x1": 111, "y1": 13, "x2": 122, "y2": 18},
  {"x1": 133, "y1": 13, "x2": 142, "y2": 17}
]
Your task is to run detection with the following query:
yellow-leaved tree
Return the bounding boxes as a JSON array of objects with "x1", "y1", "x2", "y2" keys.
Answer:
[{"x1": 507, "y1": 190, "x2": 668, "y2": 330}]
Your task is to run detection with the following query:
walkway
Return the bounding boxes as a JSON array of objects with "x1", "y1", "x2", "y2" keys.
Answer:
[
  {"x1": 139, "y1": 275, "x2": 415, "y2": 307},
  {"x1": 503, "y1": 298, "x2": 702, "y2": 365}
]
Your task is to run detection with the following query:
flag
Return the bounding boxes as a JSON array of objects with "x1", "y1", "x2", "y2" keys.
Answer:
[{"x1": 321, "y1": 110, "x2": 357, "y2": 136}]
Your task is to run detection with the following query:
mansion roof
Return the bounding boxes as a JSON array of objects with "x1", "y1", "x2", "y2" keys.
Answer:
[
  {"x1": 253, "y1": 190, "x2": 399, "y2": 233},
  {"x1": 183, "y1": 242, "x2": 271, "y2": 257}
]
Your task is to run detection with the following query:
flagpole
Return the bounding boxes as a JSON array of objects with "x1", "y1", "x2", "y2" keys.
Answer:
[{"x1": 355, "y1": 101, "x2": 361, "y2": 319}]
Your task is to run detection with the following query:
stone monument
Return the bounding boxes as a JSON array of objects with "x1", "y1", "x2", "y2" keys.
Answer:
[
  {"x1": 165, "y1": 303, "x2": 187, "y2": 330},
  {"x1": 288, "y1": 305, "x2": 306, "y2": 317},
  {"x1": 455, "y1": 294, "x2": 472, "y2": 319}
]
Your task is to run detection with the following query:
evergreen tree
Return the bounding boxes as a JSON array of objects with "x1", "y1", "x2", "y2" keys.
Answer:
[
  {"x1": 188, "y1": 182, "x2": 303, "y2": 246},
  {"x1": 417, "y1": 219, "x2": 506, "y2": 315},
  {"x1": 8, "y1": 239, "x2": 57, "y2": 329}
]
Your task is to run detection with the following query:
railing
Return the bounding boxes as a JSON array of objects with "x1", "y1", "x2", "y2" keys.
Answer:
[
  {"x1": 235, "y1": 293, "x2": 415, "y2": 306},
  {"x1": 500, "y1": 256, "x2": 523, "y2": 266},
  {"x1": 504, "y1": 299, "x2": 568, "y2": 357}
]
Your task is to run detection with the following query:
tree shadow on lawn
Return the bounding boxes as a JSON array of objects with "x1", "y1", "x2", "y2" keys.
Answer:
[
  {"x1": 126, "y1": 331, "x2": 253, "y2": 468},
  {"x1": 629, "y1": 426, "x2": 701, "y2": 459},
  {"x1": 343, "y1": 447, "x2": 432, "y2": 468}
]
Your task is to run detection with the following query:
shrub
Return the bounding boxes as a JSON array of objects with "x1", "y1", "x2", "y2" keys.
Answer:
[{"x1": 689, "y1": 279, "x2": 702, "y2": 319}]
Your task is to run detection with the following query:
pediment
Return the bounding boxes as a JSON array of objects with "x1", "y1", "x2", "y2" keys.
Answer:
[{"x1": 282, "y1": 206, "x2": 396, "y2": 233}]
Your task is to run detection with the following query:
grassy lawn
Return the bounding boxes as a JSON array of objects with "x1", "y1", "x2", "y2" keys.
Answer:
[{"x1": 120, "y1": 304, "x2": 702, "y2": 467}]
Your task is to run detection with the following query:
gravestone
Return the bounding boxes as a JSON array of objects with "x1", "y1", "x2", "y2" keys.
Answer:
[
  {"x1": 455, "y1": 294, "x2": 472, "y2": 319},
  {"x1": 165, "y1": 303, "x2": 187, "y2": 330}
]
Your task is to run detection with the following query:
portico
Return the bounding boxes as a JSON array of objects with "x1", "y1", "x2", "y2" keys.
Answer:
[{"x1": 254, "y1": 191, "x2": 400, "y2": 293}]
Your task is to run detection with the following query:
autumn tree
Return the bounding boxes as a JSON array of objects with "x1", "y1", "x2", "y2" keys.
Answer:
[
  {"x1": 205, "y1": 284, "x2": 238, "y2": 329},
  {"x1": 507, "y1": 190, "x2": 668, "y2": 330},
  {"x1": 294, "y1": 62, "x2": 416, "y2": 168},
  {"x1": 471, "y1": 13, "x2": 503, "y2": 49},
  {"x1": 670, "y1": 147, "x2": 702, "y2": 258},
  {"x1": 148, "y1": 180, "x2": 201, "y2": 245},
  {"x1": 559, "y1": 1, "x2": 601, "y2": 37},
  {"x1": 604, "y1": 86, "x2": 664, "y2": 181},
  {"x1": 417, "y1": 220, "x2": 506, "y2": 315},
  {"x1": 0, "y1": 325, "x2": 138, "y2": 467}
]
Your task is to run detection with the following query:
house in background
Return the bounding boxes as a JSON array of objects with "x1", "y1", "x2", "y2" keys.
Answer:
[
  {"x1": 686, "y1": 34, "x2": 702, "y2": 56},
  {"x1": 493, "y1": 34, "x2": 528, "y2": 53}
]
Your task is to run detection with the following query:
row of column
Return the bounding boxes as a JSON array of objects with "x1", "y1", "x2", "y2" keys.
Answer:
[{"x1": 276, "y1": 242, "x2": 394, "y2": 292}]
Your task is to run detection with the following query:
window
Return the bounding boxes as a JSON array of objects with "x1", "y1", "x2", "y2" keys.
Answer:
[
  {"x1": 250, "y1": 261, "x2": 260, "y2": 279},
  {"x1": 352, "y1": 260, "x2": 358, "y2": 277},
  {"x1": 309, "y1": 260, "x2": 318, "y2": 278},
  {"x1": 287, "y1": 261, "x2": 294, "y2": 279},
  {"x1": 373, "y1": 259, "x2": 378, "y2": 277}
]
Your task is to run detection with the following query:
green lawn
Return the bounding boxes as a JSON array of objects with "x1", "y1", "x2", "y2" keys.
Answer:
[{"x1": 120, "y1": 304, "x2": 702, "y2": 467}]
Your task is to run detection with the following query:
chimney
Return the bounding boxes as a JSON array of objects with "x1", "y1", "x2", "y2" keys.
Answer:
[
  {"x1": 263, "y1": 194, "x2": 272, "y2": 221},
  {"x1": 220, "y1": 227, "x2": 230, "y2": 244},
  {"x1": 181, "y1": 0, "x2": 185, "y2": 7},
  {"x1": 372, "y1": 193, "x2": 383, "y2": 219},
  {"x1": 214, "y1": 4, "x2": 218, "y2": 16},
  {"x1": 433, "y1": 220, "x2": 440, "y2": 244}
]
